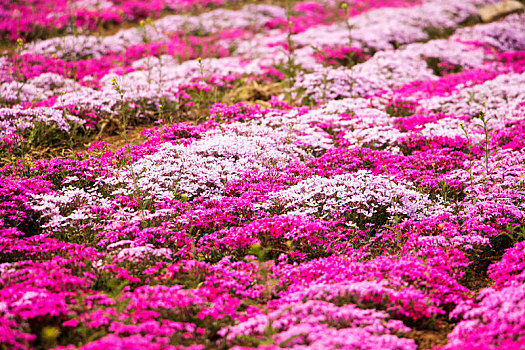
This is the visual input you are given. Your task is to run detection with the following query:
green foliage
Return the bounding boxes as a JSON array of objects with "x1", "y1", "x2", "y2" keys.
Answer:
[
  {"x1": 500, "y1": 224, "x2": 525, "y2": 245},
  {"x1": 423, "y1": 26, "x2": 455, "y2": 40},
  {"x1": 425, "y1": 57, "x2": 462, "y2": 77},
  {"x1": 385, "y1": 100, "x2": 417, "y2": 118}
]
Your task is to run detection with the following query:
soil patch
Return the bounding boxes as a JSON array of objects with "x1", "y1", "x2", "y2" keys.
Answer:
[{"x1": 406, "y1": 320, "x2": 454, "y2": 349}]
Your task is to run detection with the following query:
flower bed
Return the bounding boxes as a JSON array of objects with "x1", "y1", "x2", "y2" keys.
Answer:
[{"x1": 1, "y1": 0, "x2": 525, "y2": 349}]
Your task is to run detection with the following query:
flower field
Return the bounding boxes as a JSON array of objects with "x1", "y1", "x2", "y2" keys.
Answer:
[{"x1": 1, "y1": 0, "x2": 525, "y2": 349}]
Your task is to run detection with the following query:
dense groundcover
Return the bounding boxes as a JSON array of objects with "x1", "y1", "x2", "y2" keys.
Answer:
[{"x1": 1, "y1": 0, "x2": 525, "y2": 349}]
